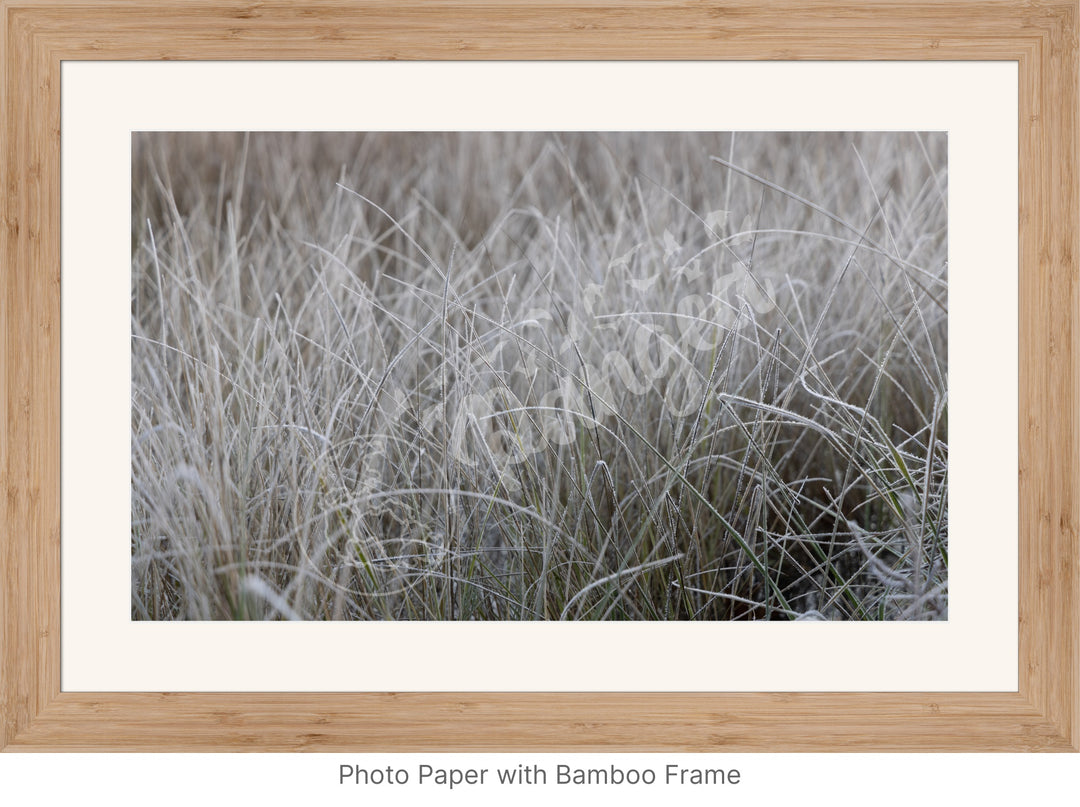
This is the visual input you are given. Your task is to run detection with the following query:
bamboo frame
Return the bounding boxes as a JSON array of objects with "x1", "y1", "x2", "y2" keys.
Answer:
[{"x1": 1, "y1": 0, "x2": 1076, "y2": 752}]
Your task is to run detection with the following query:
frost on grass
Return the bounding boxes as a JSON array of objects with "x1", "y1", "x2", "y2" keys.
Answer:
[{"x1": 131, "y1": 132, "x2": 947, "y2": 620}]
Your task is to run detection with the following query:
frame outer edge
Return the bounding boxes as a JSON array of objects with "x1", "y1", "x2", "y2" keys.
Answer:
[
  {"x1": 1017, "y1": 0, "x2": 1080, "y2": 751},
  {"x1": 0, "y1": 0, "x2": 1078, "y2": 752},
  {"x1": 2, "y1": 1, "x2": 63, "y2": 751}
]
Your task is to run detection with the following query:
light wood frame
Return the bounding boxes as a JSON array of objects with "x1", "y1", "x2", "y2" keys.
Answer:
[{"x1": 1, "y1": 0, "x2": 1076, "y2": 752}]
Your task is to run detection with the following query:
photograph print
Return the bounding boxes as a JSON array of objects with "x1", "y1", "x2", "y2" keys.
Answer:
[{"x1": 131, "y1": 131, "x2": 947, "y2": 621}]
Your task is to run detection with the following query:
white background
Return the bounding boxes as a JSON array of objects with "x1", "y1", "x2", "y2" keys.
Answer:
[
  {"x1": 5, "y1": 753, "x2": 1078, "y2": 805},
  {"x1": 16, "y1": 60, "x2": 1056, "y2": 798}
]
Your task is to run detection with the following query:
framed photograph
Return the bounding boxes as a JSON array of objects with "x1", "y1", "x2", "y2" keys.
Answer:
[{"x1": 2, "y1": 1, "x2": 1076, "y2": 751}]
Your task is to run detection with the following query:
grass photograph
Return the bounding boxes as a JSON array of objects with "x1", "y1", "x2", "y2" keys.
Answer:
[{"x1": 131, "y1": 131, "x2": 947, "y2": 621}]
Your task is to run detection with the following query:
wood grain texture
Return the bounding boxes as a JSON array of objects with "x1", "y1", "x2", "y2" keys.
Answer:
[{"x1": 1, "y1": 0, "x2": 1076, "y2": 752}]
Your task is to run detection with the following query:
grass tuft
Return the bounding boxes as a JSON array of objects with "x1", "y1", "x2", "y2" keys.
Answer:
[{"x1": 131, "y1": 131, "x2": 947, "y2": 620}]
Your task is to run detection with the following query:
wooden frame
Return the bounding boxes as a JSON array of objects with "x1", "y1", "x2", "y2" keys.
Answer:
[{"x1": 1, "y1": 0, "x2": 1076, "y2": 752}]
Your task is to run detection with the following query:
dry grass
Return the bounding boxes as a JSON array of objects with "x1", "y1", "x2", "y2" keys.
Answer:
[{"x1": 131, "y1": 131, "x2": 947, "y2": 620}]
